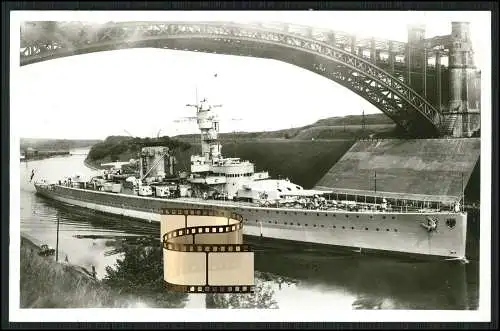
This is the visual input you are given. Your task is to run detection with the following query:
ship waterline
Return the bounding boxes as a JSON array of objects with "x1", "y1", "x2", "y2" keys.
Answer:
[{"x1": 34, "y1": 184, "x2": 467, "y2": 260}]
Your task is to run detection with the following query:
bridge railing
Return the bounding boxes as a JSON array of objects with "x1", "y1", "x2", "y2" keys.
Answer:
[{"x1": 22, "y1": 21, "x2": 411, "y2": 55}]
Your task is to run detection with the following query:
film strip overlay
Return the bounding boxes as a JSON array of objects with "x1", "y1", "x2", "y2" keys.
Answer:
[{"x1": 160, "y1": 208, "x2": 255, "y2": 294}]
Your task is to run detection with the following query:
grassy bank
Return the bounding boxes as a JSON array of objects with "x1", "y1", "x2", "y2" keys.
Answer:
[
  {"x1": 19, "y1": 236, "x2": 151, "y2": 308},
  {"x1": 174, "y1": 113, "x2": 397, "y2": 142}
]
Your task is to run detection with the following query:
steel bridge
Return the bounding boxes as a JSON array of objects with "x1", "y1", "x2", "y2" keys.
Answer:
[{"x1": 20, "y1": 21, "x2": 481, "y2": 138}]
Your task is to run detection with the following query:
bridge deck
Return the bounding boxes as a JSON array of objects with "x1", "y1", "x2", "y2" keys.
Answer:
[{"x1": 313, "y1": 138, "x2": 480, "y2": 201}]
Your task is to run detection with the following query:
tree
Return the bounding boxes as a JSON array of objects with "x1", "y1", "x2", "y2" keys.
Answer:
[
  {"x1": 103, "y1": 240, "x2": 188, "y2": 308},
  {"x1": 85, "y1": 135, "x2": 191, "y2": 165}
]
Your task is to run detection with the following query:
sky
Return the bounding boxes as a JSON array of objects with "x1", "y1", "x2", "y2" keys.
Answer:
[{"x1": 12, "y1": 11, "x2": 491, "y2": 140}]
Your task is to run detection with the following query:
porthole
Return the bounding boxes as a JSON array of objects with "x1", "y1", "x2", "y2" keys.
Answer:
[
  {"x1": 284, "y1": 222, "x2": 288, "y2": 225},
  {"x1": 376, "y1": 228, "x2": 380, "y2": 231},
  {"x1": 321, "y1": 225, "x2": 324, "y2": 228},
  {"x1": 394, "y1": 229, "x2": 398, "y2": 232},
  {"x1": 351, "y1": 226, "x2": 355, "y2": 230},
  {"x1": 317, "y1": 213, "x2": 320, "y2": 216},
  {"x1": 333, "y1": 225, "x2": 336, "y2": 228},
  {"x1": 392, "y1": 216, "x2": 396, "y2": 219},
  {"x1": 386, "y1": 229, "x2": 390, "y2": 231},
  {"x1": 356, "y1": 215, "x2": 359, "y2": 218},
  {"x1": 313, "y1": 224, "x2": 317, "y2": 227},
  {"x1": 346, "y1": 215, "x2": 349, "y2": 218},
  {"x1": 297, "y1": 223, "x2": 301, "y2": 226},
  {"x1": 382, "y1": 216, "x2": 386, "y2": 219},
  {"x1": 342, "y1": 226, "x2": 345, "y2": 229},
  {"x1": 290, "y1": 222, "x2": 294, "y2": 225},
  {"x1": 305, "y1": 224, "x2": 308, "y2": 226},
  {"x1": 365, "y1": 227, "x2": 368, "y2": 230}
]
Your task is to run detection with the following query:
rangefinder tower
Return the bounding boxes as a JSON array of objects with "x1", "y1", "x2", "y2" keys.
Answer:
[{"x1": 139, "y1": 146, "x2": 176, "y2": 182}]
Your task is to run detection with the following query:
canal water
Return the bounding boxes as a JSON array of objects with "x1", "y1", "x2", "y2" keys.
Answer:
[{"x1": 19, "y1": 149, "x2": 479, "y2": 310}]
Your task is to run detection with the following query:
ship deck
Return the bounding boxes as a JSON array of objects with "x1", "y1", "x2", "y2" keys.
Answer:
[
  {"x1": 42, "y1": 183, "x2": 460, "y2": 215},
  {"x1": 172, "y1": 197, "x2": 451, "y2": 214}
]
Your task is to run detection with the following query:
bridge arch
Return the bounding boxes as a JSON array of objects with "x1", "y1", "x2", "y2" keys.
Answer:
[{"x1": 20, "y1": 21, "x2": 444, "y2": 137}]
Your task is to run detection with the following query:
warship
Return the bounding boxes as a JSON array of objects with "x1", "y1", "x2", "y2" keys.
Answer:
[{"x1": 34, "y1": 91, "x2": 468, "y2": 262}]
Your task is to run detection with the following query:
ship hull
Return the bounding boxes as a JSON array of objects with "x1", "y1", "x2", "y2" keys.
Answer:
[{"x1": 34, "y1": 184, "x2": 468, "y2": 260}]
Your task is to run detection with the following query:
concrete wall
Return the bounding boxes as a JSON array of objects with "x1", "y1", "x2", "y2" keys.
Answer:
[{"x1": 314, "y1": 138, "x2": 480, "y2": 198}]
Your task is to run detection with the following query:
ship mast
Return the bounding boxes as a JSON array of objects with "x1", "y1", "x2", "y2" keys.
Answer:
[{"x1": 186, "y1": 74, "x2": 223, "y2": 162}]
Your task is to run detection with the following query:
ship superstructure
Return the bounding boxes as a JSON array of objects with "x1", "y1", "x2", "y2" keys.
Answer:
[
  {"x1": 33, "y1": 82, "x2": 470, "y2": 262},
  {"x1": 183, "y1": 97, "x2": 313, "y2": 204}
]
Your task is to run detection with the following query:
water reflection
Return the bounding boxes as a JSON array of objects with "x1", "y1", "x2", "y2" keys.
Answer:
[
  {"x1": 251, "y1": 249, "x2": 476, "y2": 310},
  {"x1": 206, "y1": 277, "x2": 279, "y2": 309},
  {"x1": 18, "y1": 150, "x2": 479, "y2": 310}
]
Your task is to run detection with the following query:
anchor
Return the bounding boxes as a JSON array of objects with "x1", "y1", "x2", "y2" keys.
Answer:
[{"x1": 421, "y1": 216, "x2": 438, "y2": 233}]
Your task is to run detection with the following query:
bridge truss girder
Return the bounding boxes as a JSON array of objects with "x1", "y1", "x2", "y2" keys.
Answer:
[{"x1": 20, "y1": 22, "x2": 444, "y2": 137}]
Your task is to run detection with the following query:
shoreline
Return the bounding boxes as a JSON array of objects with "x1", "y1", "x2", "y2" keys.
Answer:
[
  {"x1": 19, "y1": 234, "x2": 144, "y2": 308},
  {"x1": 21, "y1": 152, "x2": 71, "y2": 163},
  {"x1": 83, "y1": 158, "x2": 102, "y2": 171},
  {"x1": 19, "y1": 233, "x2": 177, "y2": 308},
  {"x1": 20, "y1": 233, "x2": 97, "y2": 281}
]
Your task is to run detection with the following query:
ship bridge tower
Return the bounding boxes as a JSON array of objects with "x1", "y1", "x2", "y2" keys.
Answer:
[{"x1": 186, "y1": 98, "x2": 223, "y2": 162}]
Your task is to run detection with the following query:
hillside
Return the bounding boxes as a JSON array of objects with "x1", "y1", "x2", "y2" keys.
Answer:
[
  {"x1": 85, "y1": 136, "x2": 353, "y2": 189},
  {"x1": 84, "y1": 113, "x2": 396, "y2": 189},
  {"x1": 21, "y1": 138, "x2": 102, "y2": 152},
  {"x1": 174, "y1": 113, "x2": 397, "y2": 143}
]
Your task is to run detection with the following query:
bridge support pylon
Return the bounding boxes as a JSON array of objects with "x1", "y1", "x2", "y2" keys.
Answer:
[{"x1": 445, "y1": 22, "x2": 481, "y2": 137}]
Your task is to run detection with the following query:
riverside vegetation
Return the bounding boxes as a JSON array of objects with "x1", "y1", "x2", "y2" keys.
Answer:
[
  {"x1": 20, "y1": 235, "x2": 278, "y2": 309},
  {"x1": 21, "y1": 138, "x2": 102, "y2": 152},
  {"x1": 20, "y1": 236, "x2": 168, "y2": 308}
]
